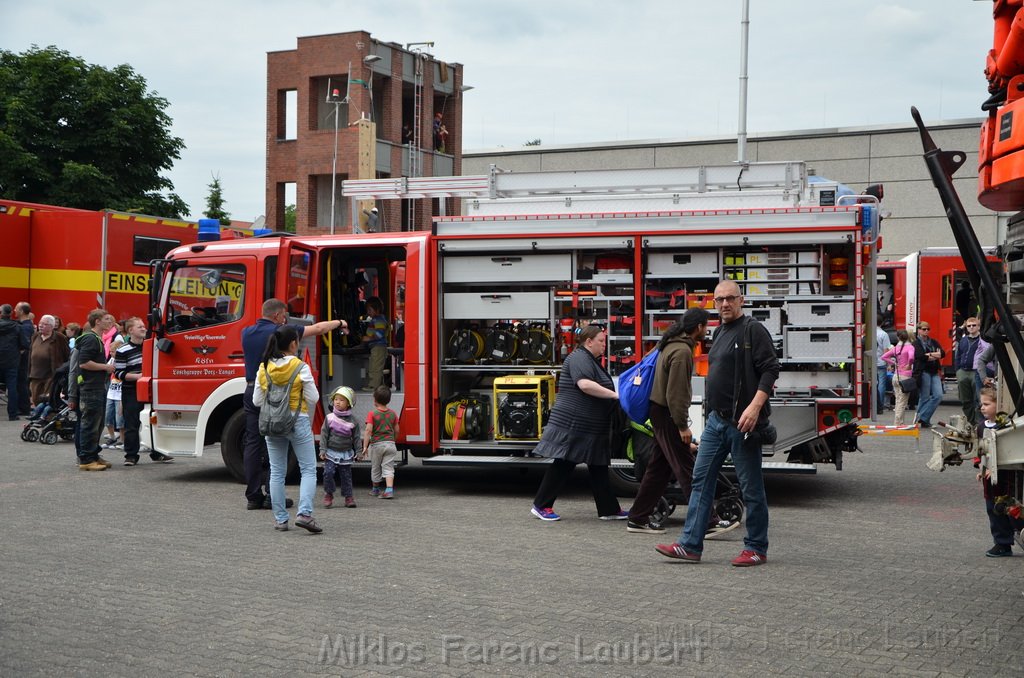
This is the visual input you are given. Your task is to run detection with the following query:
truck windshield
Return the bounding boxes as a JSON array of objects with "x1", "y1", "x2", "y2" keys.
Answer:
[{"x1": 165, "y1": 264, "x2": 246, "y2": 333}]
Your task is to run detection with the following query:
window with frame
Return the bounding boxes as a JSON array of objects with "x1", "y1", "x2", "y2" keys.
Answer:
[
  {"x1": 166, "y1": 264, "x2": 246, "y2": 332},
  {"x1": 133, "y1": 236, "x2": 181, "y2": 266}
]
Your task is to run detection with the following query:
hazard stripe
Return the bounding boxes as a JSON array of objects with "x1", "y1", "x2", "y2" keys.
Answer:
[
  {"x1": 109, "y1": 213, "x2": 195, "y2": 229},
  {"x1": 0, "y1": 266, "x2": 30, "y2": 288},
  {"x1": 858, "y1": 424, "x2": 920, "y2": 436}
]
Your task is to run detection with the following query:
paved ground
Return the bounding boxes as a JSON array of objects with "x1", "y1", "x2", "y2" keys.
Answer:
[{"x1": 1, "y1": 403, "x2": 1023, "y2": 677}]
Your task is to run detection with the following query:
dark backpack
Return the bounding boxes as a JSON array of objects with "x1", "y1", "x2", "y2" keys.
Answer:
[
  {"x1": 258, "y1": 359, "x2": 304, "y2": 436},
  {"x1": 617, "y1": 347, "x2": 660, "y2": 424}
]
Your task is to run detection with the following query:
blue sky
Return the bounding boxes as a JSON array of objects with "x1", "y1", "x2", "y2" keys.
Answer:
[{"x1": 0, "y1": 1, "x2": 992, "y2": 222}]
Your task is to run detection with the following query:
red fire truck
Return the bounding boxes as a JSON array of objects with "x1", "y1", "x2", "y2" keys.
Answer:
[
  {"x1": 0, "y1": 199, "x2": 250, "y2": 324},
  {"x1": 138, "y1": 163, "x2": 878, "y2": 489},
  {"x1": 877, "y1": 247, "x2": 1002, "y2": 374}
]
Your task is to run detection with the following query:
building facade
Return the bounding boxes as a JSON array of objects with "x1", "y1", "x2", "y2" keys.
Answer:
[
  {"x1": 266, "y1": 31, "x2": 465, "y2": 234},
  {"x1": 464, "y1": 119, "x2": 1000, "y2": 261}
]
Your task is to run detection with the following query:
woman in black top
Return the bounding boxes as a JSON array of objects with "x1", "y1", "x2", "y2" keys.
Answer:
[{"x1": 530, "y1": 325, "x2": 624, "y2": 521}]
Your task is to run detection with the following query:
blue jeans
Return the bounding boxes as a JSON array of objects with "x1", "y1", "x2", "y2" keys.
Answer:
[
  {"x1": 916, "y1": 373, "x2": 943, "y2": 425},
  {"x1": 678, "y1": 411, "x2": 769, "y2": 555},
  {"x1": 876, "y1": 366, "x2": 887, "y2": 412},
  {"x1": 265, "y1": 414, "x2": 316, "y2": 524}
]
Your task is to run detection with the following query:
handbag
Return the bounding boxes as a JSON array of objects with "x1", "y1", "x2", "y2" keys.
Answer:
[{"x1": 898, "y1": 377, "x2": 918, "y2": 393}]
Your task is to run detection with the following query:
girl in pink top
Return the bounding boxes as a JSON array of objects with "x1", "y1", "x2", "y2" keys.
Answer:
[{"x1": 881, "y1": 329, "x2": 916, "y2": 426}]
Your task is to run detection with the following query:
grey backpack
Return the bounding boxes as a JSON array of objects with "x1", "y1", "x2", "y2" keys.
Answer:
[{"x1": 258, "y1": 360, "x2": 304, "y2": 436}]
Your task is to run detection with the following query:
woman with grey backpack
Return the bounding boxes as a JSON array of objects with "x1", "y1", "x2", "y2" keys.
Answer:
[{"x1": 254, "y1": 325, "x2": 322, "y2": 533}]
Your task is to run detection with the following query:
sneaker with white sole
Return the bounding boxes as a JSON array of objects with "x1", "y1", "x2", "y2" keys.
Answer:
[
  {"x1": 599, "y1": 510, "x2": 629, "y2": 521},
  {"x1": 705, "y1": 519, "x2": 741, "y2": 539},
  {"x1": 731, "y1": 549, "x2": 768, "y2": 567},
  {"x1": 654, "y1": 543, "x2": 701, "y2": 562},
  {"x1": 626, "y1": 520, "x2": 666, "y2": 534},
  {"x1": 531, "y1": 506, "x2": 560, "y2": 521}
]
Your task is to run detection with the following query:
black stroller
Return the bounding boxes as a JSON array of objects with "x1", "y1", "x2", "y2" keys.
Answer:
[
  {"x1": 21, "y1": 361, "x2": 76, "y2": 445},
  {"x1": 626, "y1": 420, "x2": 745, "y2": 530}
]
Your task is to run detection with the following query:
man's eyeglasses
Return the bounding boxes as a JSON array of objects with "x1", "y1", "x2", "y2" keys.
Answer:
[
  {"x1": 966, "y1": 323, "x2": 979, "y2": 328},
  {"x1": 713, "y1": 295, "x2": 740, "y2": 305},
  {"x1": 918, "y1": 327, "x2": 930, "y2": 331}
]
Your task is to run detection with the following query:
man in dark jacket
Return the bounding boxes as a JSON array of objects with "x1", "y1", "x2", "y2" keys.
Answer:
[
  {"x1": 0, "y1": 304, "x2": 29, "y2": 420},
  {"x1": 656, "y1": 280, "x2": 780, "y2": 567},
  {"x1": 15, "y1": 302, "x2": 33, "y2": 415}
]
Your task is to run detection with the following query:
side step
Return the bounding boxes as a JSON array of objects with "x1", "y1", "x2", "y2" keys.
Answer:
[{"x1": 421, "y1": 455, "x2": 816, "y2": 474}]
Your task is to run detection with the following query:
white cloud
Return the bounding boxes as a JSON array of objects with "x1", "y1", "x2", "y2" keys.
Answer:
[{"x1": 0, "y1": 0, "x2": 993, "y2": 220}]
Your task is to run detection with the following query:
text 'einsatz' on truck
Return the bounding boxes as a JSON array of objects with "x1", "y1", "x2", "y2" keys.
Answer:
[{"x1": 137, "y1": 162, "x2": 881, "y2": 493}]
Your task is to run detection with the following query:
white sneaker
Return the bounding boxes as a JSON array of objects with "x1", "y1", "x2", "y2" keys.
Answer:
[{"x1": 705, "y1": 519, "x2": 741, "y2": 539}]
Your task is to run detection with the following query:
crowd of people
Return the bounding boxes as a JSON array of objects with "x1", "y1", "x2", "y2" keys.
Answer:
[
  {"x1": 13, "y1": 285, "x2": 1021, "y2": 560},
  {"x1": 877, "y1": 307, "x2": 1023, "y2": 558}
]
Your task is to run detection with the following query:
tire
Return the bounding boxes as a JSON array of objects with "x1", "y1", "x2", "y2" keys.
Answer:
[
  {"x1": 219, "y1": 408, "x2": 300, "y2": 484},
  {"x1": 220, "y1": 409, "x2": 246, "y2": 483},
  {"x1": 40, "y1": 430, "x2": 58, "y2": 445},
  {"x1": 714, "y1": 496, "x2": 745, "y2": 525},
  {"x1": 25, "y1": 428, "x2": 39, "y2": 443},
  {"x1": 20, "y1": 427, "x2": 31, "y2": 442},
  {"x1": 609, "y1": 463, "x2": 641, "y2": 498}
]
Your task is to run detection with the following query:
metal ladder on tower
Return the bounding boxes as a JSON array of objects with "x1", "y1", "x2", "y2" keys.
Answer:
[{"x1": 407, "y1": 53, "x2": 425, "y2": 230}]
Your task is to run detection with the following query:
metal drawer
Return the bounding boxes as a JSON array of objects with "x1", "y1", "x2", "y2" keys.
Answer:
[
  {"x1": 647, "y1": 251, "x2": 719, "y2": 276},
  {"x1": 443, "y1": 292, "x2": 550, "y2": 320},
  {"x1": 442, "y1": 254, "x2": 572, "y2": 283},
  {"x1": 748, "y1": 307, "x2": 783, "y2": 339},
  {"x1": 787, "y1": 302, "x2": 854, "y2": 326},
  {"x1": 783, "y1": 329, "x2": 854, "y2": 361}
]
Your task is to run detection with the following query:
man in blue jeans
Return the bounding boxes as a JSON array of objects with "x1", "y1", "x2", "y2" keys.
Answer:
[
  {"x1": 655, "y1": 280, "x2": 779, "y2": 567},
  {"x1": 876, "y1": 319, "x2": 891, "y2": 415},
  {"x1": 912, "y1": 322, "x2": 944, "y2": 428}
]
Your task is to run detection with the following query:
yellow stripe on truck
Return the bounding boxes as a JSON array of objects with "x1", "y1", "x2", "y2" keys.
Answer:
[
  {"x1": 0, "y1": 266, "x2": 30, "y2": 288},
  {"x1": 31, "y1": 268, "x2": 102, "y2": 291},
  {"x1": 29, "y1": 269, "x2": 151, "y2": 295}
]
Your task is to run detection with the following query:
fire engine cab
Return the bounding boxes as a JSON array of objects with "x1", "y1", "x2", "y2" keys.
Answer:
[{"x1": 139, "y1": 162, "x2": 877, "y2": 490}]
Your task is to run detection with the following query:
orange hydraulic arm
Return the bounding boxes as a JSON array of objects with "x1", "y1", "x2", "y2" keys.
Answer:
[{"x1": 979, "y1": 0, "x2": 1024, "y2": 209}]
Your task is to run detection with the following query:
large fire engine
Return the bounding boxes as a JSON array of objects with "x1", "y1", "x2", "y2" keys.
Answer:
[
  {"x1": 138, "y1": 162, "x2": 877, "y2": 490},
  {"x1": 0, "y1": 199, "x2": 249, "y2": 323},
  {"x1": 878, "y1": 248, "x2": 1001, "y2": 375}
]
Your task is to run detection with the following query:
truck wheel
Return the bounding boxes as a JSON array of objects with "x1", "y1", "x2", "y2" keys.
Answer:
[
  {"x1": 609, "y1": 464, "x2": 641, "y2": 498},
  {"x1": 220, "y1": 410, "x2": 247, "y2": 483},
  {"x1": 219, "y1": 409, "x2": 299, "y2": 484}
]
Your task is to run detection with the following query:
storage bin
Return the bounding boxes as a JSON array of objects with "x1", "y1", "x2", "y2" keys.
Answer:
[
  {"x1": 443, "y1": 254, "x2": 571, "y2": 283},
  {"x1": 783, "y1": 329, "x2": 854, "y2": 361},
  {"x1": 787, "y1": 302, "x2": 854, "y2": 326},
  {"x1": 647, "y1": 251, "x2": 719, "y2": 276}
]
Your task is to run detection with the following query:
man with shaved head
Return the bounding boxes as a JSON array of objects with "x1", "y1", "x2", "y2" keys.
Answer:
[{"x1": 655, "y1": 279, "x2": 779, "y2": 567}]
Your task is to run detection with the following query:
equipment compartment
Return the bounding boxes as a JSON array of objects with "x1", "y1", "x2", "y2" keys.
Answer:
[{"x1": 442, "y1": 253, "x2": 572, "y2": 283}]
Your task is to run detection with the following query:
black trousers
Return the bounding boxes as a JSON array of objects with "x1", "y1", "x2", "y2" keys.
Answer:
[
  {"x1": 243, "y1": 384, "x2": 269, "y2": 502},
  {"x1": 628, "y1": 402, "x2": 697, "y2": 524},
  {"x1": 121, "y1": 385, "x2": 141, "y2": 458},
  {"x1": 533, "y1": 458, "x2": 620, "y2": 517}
]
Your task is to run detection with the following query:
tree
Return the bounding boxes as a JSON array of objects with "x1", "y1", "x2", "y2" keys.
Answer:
[
  {"x1": 204, "y1": 174, "x2": 231, "y2": 225},
  {"x1": 524, "y1": 139, "x2": 542, "y2": 146},
  {"x1": 0, "y1": 45, "x2": 187, "y2": 216},
  {"x1": 284, "y1": 204, "x2": 296, "y2": 233}
]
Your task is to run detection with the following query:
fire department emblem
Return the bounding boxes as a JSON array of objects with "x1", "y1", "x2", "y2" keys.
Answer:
[{"x1": 193, "y1": 345, "x2": 217, "y2": 356}]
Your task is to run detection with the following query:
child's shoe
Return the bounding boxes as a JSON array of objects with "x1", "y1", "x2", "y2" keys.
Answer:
[
  {"x1": 369, "y1": 486, "x2": 381, "y2": 497},
  {"x1": 323, "y1": 493, "x2": 333, "y2": 509},
  {"x1": 381, "y1": 487, "x2": 394, "y2": 499},
  {"x1": 344, "y1": 496, "x2": 357, "y2": 508}
]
